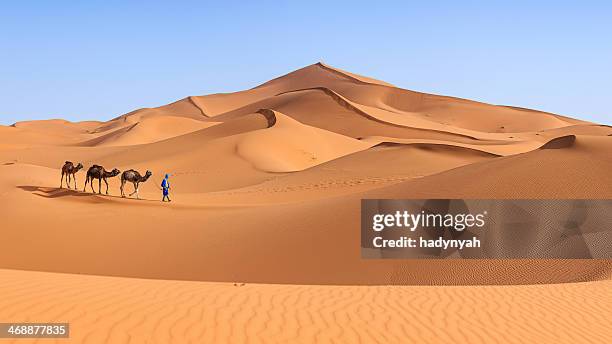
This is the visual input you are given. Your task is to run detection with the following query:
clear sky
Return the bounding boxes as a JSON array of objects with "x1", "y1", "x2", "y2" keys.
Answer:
[{"x1": 1, "y1": 1, "x2": 610, "y2": 125}]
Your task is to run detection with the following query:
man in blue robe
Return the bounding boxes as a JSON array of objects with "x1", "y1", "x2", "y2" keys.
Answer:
[{"x1": 161, "y1": 174, "x2": 171, "y2": 202}]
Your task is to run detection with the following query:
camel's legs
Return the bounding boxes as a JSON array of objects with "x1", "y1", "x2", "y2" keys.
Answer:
[
  {"x1": 97, "y1": 177, "x2": 102, "y2": 194},
  {"x1": 90, "y1": 177, "x2": 95, "y2": 193},
  {"x1": 67, "y1": 173, "x2": 71, "y2": 189},
  {"x1": 60, "y1": 172, "x2": 64, "y2": 188},
  {"x1": 103, "y1": 178, "x2": 109, "y2": 195},
  {"x1": 129, "y1": 182, "x2": 140, "y2": 199},
  {"x1": 84, "y1": 176, "x2": 92, "y2": 193},
  {"x1": 120, "y1": 179, "x2": 124, "y2": 197},
  {"x1": 73, "y1": 174, "x2": 78, "y2": 189}
]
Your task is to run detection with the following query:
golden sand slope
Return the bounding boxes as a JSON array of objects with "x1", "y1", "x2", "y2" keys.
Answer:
[
  {"x1": 367, "y1": 135, "x2": 612, "y2": 199},
  {"x1": 0, "y1": 269, "x2": 610, "y2": 344},
  {"x1": 236, "y1": 110, "x2": 374, "y2": 172}
]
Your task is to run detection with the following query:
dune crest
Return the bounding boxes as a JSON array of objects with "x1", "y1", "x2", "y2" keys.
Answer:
[
  {"x1": 315, "y1": 61, "x2": 396, "y2": 87},
  {"x1": 540, "y1": 134, "x2": 576, "y2": 149},
  {"x1": 362, "y1": 134, "x2": 580, "y2": 156}
]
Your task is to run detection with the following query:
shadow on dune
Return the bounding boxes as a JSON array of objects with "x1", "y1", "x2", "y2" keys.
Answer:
[
  {"x1": 17, "y1": 185, "x2": 159, "y2": 203},
  {"x1": 539, "y1": 135, "x2": 576, "y2": 149},
  {"x1": 17, "y1": 186, "x2": 94, "y2": 198}
]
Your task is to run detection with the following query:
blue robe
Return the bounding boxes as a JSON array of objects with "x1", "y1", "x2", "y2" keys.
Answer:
[{"x1": 161, "y1": 179, "x2": 169, "y2": 195}]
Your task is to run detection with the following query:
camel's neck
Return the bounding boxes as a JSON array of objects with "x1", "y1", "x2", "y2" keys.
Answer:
[
  {"x1": 140, "y1": 174, "x2": 151, "y2": 182},
  {"x1": 103, "y1": 171, "x2": 118, "y2": 177}
]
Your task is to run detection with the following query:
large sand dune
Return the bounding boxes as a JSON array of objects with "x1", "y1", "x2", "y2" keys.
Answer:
[{"x1": 1, "y1": 63, "x2": 610, "y2": 342}]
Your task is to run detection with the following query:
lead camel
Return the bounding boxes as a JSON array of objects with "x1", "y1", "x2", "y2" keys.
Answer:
[{"x1": 120, "y1": 169, "x2": 152, "y2": 199}]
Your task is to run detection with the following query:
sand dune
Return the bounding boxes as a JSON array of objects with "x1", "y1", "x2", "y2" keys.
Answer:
[
  {"x1": 116, "y1": 62, "x2": 368, "y2": 119},
  {"x1": 360, "y1": 135, "x2": 575, "y2": 156},
  {"x1": 365, "y1": 135, "x2": 612, "y2": 199},
  {"x1": 0, "y1": 120, "x2": 99, "y2": 146},
  {"x1": 236, "y1": 110, "x2": 374, "y2": 172},
  {"x1": 110, "y1": 62, "x2": 579, "y2": 135},
  {"x1": 1, "y1": 63, "x2": 611, "y2": 342},
  {"x1": 276, "y1": 86, "x2": 564, "y2": 140},
  {"x1": 12, "y1": 119, "x2": 101, "y2": 135},
  {"x1": 79, "y1": 116, "x2": 219, "y2": 147}
]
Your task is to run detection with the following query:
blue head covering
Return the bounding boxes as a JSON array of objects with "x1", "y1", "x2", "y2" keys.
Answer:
[{"x1": 165, "y1": 174, "x2": 169, "y2": 179}]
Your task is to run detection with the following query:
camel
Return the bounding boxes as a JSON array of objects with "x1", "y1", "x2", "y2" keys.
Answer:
[
  {"x1": 120, "y1": 169, "x2": 152, "y2": 199},
  {"x1": 83, "y1": 165, "x2": 121, "y2": 195},
  {"x1": 60, "y1": 161, "x2": 84, "y2": 189}
]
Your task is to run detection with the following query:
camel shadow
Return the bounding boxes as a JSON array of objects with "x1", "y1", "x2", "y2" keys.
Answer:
[
  {"x1": 17, "y1": 185, "x2": 159, "y2": 203},
  {"x1": 17, "y1": 186, "x2": 96, "y2": 199}
]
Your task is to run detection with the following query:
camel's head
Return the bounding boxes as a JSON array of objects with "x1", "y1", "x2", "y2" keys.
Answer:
[
  {"x1": 145, "y1": 170, "x2": 152, "y2": 178},
  {"x1": 76, "y1": 163, "x2": 83, "y2": 170},
  {"x1": 111, "y1": 168, "x2": 121, "y2": 176}
]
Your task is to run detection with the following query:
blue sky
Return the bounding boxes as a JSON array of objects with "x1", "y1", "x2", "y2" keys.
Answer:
[{"x1": 1, "y1": 1, "x2": 610, "y2": 125}]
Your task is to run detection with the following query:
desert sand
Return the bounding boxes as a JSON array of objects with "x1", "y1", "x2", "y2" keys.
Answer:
[
  {"x1": 1, "y1": 269, "x2": 610, "y2": 344},
  {"x1": 0, "y1": 63, "x2": 610, "y2": 342}
]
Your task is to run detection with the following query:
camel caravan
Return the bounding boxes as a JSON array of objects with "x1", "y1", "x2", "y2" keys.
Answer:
[{"x1": 60, "y1": 161, "x2": 153, "y2": 200}]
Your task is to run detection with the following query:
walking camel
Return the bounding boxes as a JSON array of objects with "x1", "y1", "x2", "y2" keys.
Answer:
[
  {"x1": 120, "y1": 169, "x2": 152, "y2": 199},
  {"x1": 83, "y1": 165, "x2": 121, "y2": 195},
  {"x1": 60, "y1": 161, "x2": 84, "y2": 189}
]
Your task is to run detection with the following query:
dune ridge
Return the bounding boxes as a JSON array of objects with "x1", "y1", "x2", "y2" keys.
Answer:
[
  {"x1": 314, "y1": 61, "x2": 396, "y2": 87},
  {"x1": 187, "y1": 95, "x2": 208, "y2": 116},
  {"x1": 361, "y1": 134, "x2": 578, "y2": 156},
  {"x1": 78, "y1": 116, "x2": 219, "y2": 147},
  {"x1": 274, "y1": 86, "x2": 568, "y2": 141},
  {"x1": 277, "y1": 87, "x2": 481, "y2": 139}
]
